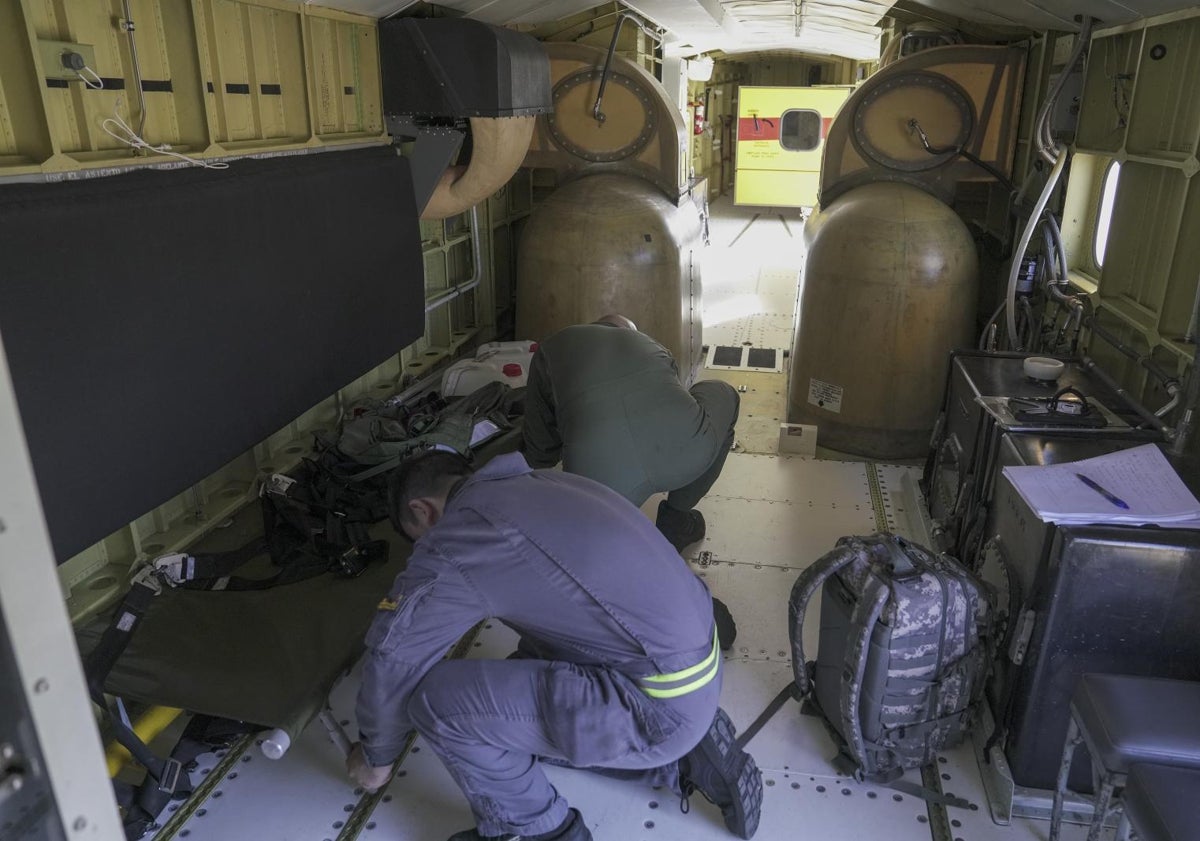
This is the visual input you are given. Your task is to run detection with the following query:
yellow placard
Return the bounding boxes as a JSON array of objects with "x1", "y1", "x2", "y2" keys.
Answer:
[{"x1": 734, "y1": 86, "x2": 853, "y2": 207}]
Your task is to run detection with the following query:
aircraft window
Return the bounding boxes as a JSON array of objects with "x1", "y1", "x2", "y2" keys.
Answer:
[
  {"x1": 1094, "y1": 160, "x2": 1121, "y2": 268},
  {"x1": 780, "y1": 109, "x2": 822, "y2": 152}
]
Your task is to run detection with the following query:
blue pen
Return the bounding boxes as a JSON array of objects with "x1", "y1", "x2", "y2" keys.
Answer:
[{"x1": 1075, "y1": 473, "x2": 1130, "y2": 510}]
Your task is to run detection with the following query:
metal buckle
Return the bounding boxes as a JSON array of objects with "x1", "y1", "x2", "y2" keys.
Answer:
[
  {"x1": 129, "y1": 564, "x2": 166, "y2": 595},
  {"x1": 260, "y1": 472, "x2": 298, "y2": 498},
  {"x1": 336, "y1": 546, "x2": 369, "y2": 579},
  {"x1": 151, "y1": 553, "x2": 195, "y2": 586},
  {"x1": 157, "y1": 758, "x2": 183, "y2": 794}
]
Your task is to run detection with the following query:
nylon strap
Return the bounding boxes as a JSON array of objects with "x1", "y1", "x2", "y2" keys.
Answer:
[
  {"x1": 886, "y1": 777, "x2": 972, "y2": 809},
  {"x1": 788, "y1": 540, "x2": 868, "y2": 695},
  {"x1": 839, "y1": 574, "x2": 891, "y2": 773},
  {"x1": 733, "y1": 682, "x2": 801, "y2": 752}
]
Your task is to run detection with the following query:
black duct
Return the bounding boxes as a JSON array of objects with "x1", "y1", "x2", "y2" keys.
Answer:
[
  {"x1": 0, "y1": 147, "x2": 425, "y2": 562},
  {"x1": 379, "y1": 17, "x2": 552, "y2": 119}
]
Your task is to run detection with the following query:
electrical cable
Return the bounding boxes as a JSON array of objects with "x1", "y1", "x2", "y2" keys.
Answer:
[
  {"x1": 1005, "y1": 149, "x2": 1067, "y2": 349},
  {"x1": 1003, "y1": 18, "x2": 1095, "y2": 348},
  {"x1": 1033, "y1": 18, "x2": 1094, "y2": 164},
  {"x1": 101, "y1": 98, "x2": 229, "y2": 170},
  {"x1": 76, "y1": 65, "x2": 104, "y2": 90},
  {"x1": 979, "y1": 300, "x2": 1006, "y2": 350}
]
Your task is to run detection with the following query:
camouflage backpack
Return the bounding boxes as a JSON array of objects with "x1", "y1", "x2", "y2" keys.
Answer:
[{"x1": 787, "y1": 533, "x2": 996, "y2": 799}]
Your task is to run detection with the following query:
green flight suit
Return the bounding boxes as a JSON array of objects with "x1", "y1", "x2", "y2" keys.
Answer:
[{"x1": 524, "y1": 323, "x2": 739, "y2": 510}]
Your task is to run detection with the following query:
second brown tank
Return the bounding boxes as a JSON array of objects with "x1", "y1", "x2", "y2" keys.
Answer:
[
  {"x1": 516, "y1": 173, "x2": 704, "y2": 380},
  {"x1": 788, "y1": 182, "x2": 978, "y2": 458}
]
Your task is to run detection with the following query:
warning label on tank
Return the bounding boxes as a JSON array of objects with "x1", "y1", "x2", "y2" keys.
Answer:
[{"x1": 808, "y1": 378, "x2": 844, "y2": 413}]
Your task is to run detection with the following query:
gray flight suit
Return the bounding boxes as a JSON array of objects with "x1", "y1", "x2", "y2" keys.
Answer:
[
  {"x1": 356, "y1": 453, "x2": 721, "y2": 838},
  {"x1": 524, "y1": 323, "x2": 740, "y2": 510}
]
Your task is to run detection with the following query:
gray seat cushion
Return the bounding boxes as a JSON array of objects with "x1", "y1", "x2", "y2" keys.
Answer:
[
  {"x1": 1071, "y1": 674, "x2": 1200, "y2": 772},
  {"x1": 1125, "y1": 764, "x2": 1200, "y2": 841}
]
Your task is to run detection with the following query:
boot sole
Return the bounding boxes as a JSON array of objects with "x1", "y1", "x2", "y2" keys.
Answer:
[{"x1": 695, "y1": 709, "x2": 763, "y2": 839}]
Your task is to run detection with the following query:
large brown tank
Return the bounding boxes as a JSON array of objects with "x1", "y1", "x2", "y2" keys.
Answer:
[
  {"x1": 788, "y1": 182, "x2": 978, "y2": 458},
  {"x1": 516, "y1": 173, "x2": 704, "y2": 380}
]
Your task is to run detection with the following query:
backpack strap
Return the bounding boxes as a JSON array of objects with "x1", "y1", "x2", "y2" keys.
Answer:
[
  {"x1": 732, "y1": 682, "x2": 803, "y2": 752},
  {"x1": 788, "y1": 538, "x2": 872, "y2": 695},
  {"x1": 886, "y1": 777, "x2": 973, "y2": 809},
  {"x1": 838, "y1": 572, "x2": 891, "y2": 773}
]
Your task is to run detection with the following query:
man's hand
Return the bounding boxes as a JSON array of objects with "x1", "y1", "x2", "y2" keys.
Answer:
[{"x1": 346, "y1": 742, "x2": 394, "y2": 792}]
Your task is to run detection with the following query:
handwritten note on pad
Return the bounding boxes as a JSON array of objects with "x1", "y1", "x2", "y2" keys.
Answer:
[{"x1": 1002, "y1": 443, "x2": 1200, "y2": 526}]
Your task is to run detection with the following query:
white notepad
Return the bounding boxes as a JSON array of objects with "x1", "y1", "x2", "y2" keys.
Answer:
[{"x1": 1001, "y1": 443, "x2": 1200, "y2": 526}]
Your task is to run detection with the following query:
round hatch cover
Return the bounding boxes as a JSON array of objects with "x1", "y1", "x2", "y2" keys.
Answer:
[
  {"x1": 546, "y1": 69, "x2": 656, "y2": 163},
  {"x1": 852, "y1": 72, "x2": 976, "y2": 172}
]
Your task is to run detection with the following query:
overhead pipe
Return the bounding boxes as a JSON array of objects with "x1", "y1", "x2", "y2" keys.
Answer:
[
  {"x1": 592, "y1": 11, "x2": 661, "y2": 125},
  {"x1": 1083, "y1": 316, "x2": 1180, "y2": 392},
  {"x1": 421, "y1": 116, "x2": 536, "y2": 221}
]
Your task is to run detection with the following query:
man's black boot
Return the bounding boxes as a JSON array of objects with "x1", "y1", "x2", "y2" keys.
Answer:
[
  {"x1": 447, "y1": 808, "x2": 592, "y2": 841},
  {"x1": 679, "y1": 708, "x2": 763, "y2": 839},
  {"x1": 712, "y1": 596, "x2": 738, "y2": 651},
  {"x1": 656, "y1": 501, "x2": 706, "y2": 551}
]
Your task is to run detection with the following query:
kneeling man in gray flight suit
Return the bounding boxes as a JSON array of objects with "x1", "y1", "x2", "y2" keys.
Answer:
[
  {"x1": 523, "y1": 315, "x2": 740, "y2": 553},
  {"x1": 346, "y1": 450, "x2": 762, "y2": 841}
]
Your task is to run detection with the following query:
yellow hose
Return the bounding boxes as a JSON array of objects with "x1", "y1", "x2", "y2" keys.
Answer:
[{"x1": 106, "y1": 706, "x2": 184, "y2": 776}]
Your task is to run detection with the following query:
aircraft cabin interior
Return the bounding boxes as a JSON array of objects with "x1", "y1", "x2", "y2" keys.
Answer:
[{"x1": 4, "y1": 0, "x2": 1200, "y2": 840}]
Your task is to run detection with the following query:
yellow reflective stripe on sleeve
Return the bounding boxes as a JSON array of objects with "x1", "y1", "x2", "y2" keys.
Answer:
[
  {"x1": 638, "y1": 629, "x2": 722, "y2": 699},
  {"x1": 641, "y1": 630, "x2": 720, "y2": 683}
]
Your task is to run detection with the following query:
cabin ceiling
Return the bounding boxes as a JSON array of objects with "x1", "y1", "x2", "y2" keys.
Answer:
[{"x1": 311, "y1": 0, "x2": 1200, "y2": 60}]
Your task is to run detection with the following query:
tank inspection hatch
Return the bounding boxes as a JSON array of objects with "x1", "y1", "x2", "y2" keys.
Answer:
[{"x1": 547, "y1": 69, "x2": 657, "y2": 164}]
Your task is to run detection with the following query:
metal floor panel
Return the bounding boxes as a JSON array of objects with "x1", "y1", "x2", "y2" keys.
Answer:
[
  {"x1": 692, "y1": 562, "x2": 798, "y2": 663},
  {"x1": 696, "y1": 370, "x2": 789, "y2": 456},
  {"x1": 701, "y1": 198, "x2": 802, "y2": 351},
  {"x1": 689, "y1": 496, "x2": 878, "y2": 566},
  {"x1": 369, "y1": 731, "x2": 940, "y2": 841},
  {"x1": 709, "y1": 452, "x2": 871, "y2": 504}
]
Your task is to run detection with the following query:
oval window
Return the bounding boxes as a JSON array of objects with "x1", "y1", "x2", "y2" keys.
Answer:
[{"x1": 1093, "y1": 160, "x2": 1121, "y2": 268}]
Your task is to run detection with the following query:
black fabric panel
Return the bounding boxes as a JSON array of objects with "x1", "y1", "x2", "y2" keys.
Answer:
[{"x1": 0, "y1": 147, "x2": 424, "y2": 562}]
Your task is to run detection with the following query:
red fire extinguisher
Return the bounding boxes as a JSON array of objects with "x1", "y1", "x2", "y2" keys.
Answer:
[{"x1": 693, "y1": 100, "x2": 706, "y2": 135}]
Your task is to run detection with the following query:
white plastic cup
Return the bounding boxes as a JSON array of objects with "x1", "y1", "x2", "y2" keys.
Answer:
[{"x1": 260, "y1": 729, "x2": 291, "y2": 760}]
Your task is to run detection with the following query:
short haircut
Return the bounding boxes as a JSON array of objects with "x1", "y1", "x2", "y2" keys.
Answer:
[
  {"x1": 594, "y1": 313, "x2": 637, "y2": 330},
  {"x1": 387, "y1": 449, "x2": 473, "y2": 534}
]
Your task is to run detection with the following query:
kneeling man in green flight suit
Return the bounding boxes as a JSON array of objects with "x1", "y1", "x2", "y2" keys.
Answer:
[{"x1": 522, "y1": 314, "x2": 741, "y2": 648}]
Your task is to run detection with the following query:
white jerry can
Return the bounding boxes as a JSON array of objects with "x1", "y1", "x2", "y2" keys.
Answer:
[{"x1": 441, "y1": 341, "x2": 538, "y2": 397}]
